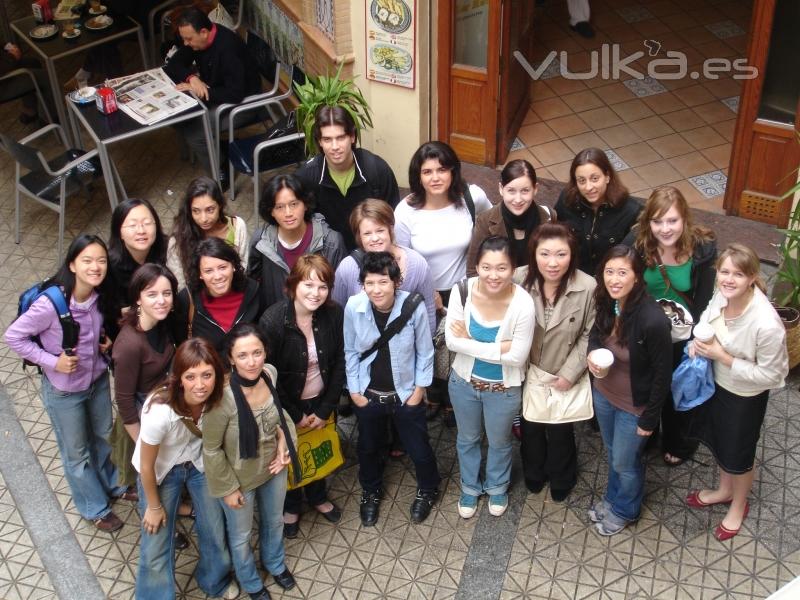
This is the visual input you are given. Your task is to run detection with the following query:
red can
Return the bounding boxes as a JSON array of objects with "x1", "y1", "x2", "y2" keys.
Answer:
[{"x1": 96, "y1": 87, "x2": 118, "y2": 114}]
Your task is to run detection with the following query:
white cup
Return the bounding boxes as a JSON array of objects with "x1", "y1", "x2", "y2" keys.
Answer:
[
  {"x1": 589, "y1": 348, "x2": 614, "y2": 379},
  {"x1": 693, "y1": 323, "x2": 714, "y2": 343}
]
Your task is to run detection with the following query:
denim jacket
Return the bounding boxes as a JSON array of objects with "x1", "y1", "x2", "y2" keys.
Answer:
[{"x1": 344, "y1": 290, "x2": 433, "y2": 403}]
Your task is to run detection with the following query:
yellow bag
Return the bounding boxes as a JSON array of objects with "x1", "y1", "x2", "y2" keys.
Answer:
[{"x1": 287, "y1": 414, "x2": 344, "y2": 490}]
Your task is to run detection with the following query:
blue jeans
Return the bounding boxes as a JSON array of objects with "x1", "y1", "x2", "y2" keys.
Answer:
[
  {"x1": 593, "y1": 388, "x2": 649, "y2": 522},
  {"x1": 222, "y1": 469, "x2": 288, "y2": 593},
  {"x1": 448, "y1": 373, "x2": 521, "y2": 496},
  {"x1": 40, "y1": 372, "x2": 125, "y2": 520},
  {"x1": 136, "y1": 463, "x2": 232, "y2": 600}
]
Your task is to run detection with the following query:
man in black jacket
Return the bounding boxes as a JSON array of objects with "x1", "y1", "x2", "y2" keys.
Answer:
[
  {"x1": 295, "y1": 106, "x2": 400, "y2": 250},
  {"x1": 164, "y1": 8, "x2": 260, "y2": 183}
]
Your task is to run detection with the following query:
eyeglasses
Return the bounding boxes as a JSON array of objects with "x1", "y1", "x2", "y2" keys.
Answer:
[{"x1": 121, "y1": 220, "x2": 156, "y2": 232}]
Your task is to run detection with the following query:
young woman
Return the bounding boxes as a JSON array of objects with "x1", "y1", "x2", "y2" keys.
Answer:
[
  {"x1": 107, "y1": 198, "x2": 168, "y2": 335},
  {"x1": 248, "y1": 173, "x2": 346, "y2": 310},
  {"x1": 175, "y1": 237, "x2": 262, "y2": 351},
  {"x1": 259, "y1": 255, "x2": 345, "y2": 537},
  {"x1": 203, "y1": 324, "x2": 298, "y2": 598},
  {"x1": 110, "y1": 264, "x2": 178, "y2": 488},
  {"x1": 519, "y1": 223, "x2": 596, "y2": 502},
  {"x1": 466, "y1": 159, "x2": 554, "y2": 276},
  {"x1": 446, "y1": 236, "x2": 534, "y2": 518},
  {"x1": 134, "y1": 338, "x2": 236, "y2": 600},
  {"x1": 687, "y1": 244, "x2": 788, "y2": 541},
  {"x1": 555, "y1": 148, "x2": 641, "y2": 276},
  {"x1": 629, "y1": 185, "x2": 717, "y2": 466},
  {"x1": 586, "y1": 245, "x2": 672, "y2": 536},
  {"x1": 6, "y1": 235, "x2": 130, "y2": 532},
  {"x1": 167, "y1": 176, "x2": 250, "y2": 290},
  {"x1": 333, "y1": 199, "x2": 436, "y2": 335}
]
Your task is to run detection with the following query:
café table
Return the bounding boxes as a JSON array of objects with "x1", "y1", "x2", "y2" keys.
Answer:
[
  {"x1": 66, "y1": 96, "x2": 219, "y2": 208},
  {"x1": 11, "y1": 14, "x2": 149, "y2": 143}
]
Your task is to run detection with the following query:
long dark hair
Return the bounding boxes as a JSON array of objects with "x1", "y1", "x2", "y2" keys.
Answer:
[
  {"x1": 188, "y1": 237, "x2": 247, "y2": 294},
  {"x1": 563, "y1": 148, "x2": 629, "y2": 209},
  {"x1": 407, "y1": 141, "x2": 467, "y2": 209},
  {"x1": 108, "y1": 198, "x2": 167, "y2": 270},
  {"x1": 593, "y1": 245, "x2": 647, "y2": 347},
  {"x1": 523, "y1": 223, "x2": 578, "y2": 305},
  {"x1": 119, "y1": 263, "x2": 179, "y2": 329},
  {"x1": 148, "y1": 338, "x2": 225, "y2": 416},
  {"x1": 172, "y1": 177, "x2": 229, "y2": 284},
  {"x1": 259, "y1": 173, "x2": 315, "y2": 226}
]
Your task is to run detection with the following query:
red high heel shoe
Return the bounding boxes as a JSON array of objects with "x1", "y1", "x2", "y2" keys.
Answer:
[{"x1": 714, "y1": 502, "x2": 750, "y2": 541}]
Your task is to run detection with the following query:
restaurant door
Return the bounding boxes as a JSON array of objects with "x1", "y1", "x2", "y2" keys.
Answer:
[{"x1": 436, "y1": 0, "x2": 534, "y2": 166}]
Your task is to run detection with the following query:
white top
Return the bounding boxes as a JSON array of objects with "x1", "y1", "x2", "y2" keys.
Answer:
[
  {"x1": 132, "y1": 395, "x2": 204, "y2": 484},
  {"x1": 166, "y1": 215, "x2": 250, "y2": 290},
  {"x1": 445, "y1": 278, "x2": 535, "y2": 387},
  {"x1": 394, "y1": 184, "x2": 491, "y2": 291}
]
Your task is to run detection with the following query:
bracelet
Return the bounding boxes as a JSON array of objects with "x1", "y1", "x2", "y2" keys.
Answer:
[{"x1": 146, "y1": 505, "x2": 163, "y2": 512}]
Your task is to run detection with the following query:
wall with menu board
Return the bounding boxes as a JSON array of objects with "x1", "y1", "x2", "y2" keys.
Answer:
[{"x1": 365, "y1": 0, "x2": 416, "y2": 89}]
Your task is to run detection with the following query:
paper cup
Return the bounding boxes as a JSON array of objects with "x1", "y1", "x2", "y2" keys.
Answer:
[
  {"x1": 693, "y1": 323, "x2": 714, "y2": 343},
  {"x1": 590, "y1": 348, "x2": 614, "y2": 379}
]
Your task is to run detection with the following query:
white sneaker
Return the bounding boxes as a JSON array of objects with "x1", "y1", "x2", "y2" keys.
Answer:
[
  {"x1": 214, "y1": 580, "x2": 239, "y2": 600},
  {"x1": 488, "y1": 493, "x2": 508, "y2": 517},
  {"x1": 458, "y1": 493, "x2": 479, "y2": 518}
]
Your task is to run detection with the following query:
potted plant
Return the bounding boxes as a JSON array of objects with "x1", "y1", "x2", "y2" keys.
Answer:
[{"x1": 293, "y1": 63, "x2": 373, "y2": 157}]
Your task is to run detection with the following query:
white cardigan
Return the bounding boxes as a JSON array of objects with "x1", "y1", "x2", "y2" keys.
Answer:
[{"x1": 445, "y1": 278, "x2": 535, "y2": 387}]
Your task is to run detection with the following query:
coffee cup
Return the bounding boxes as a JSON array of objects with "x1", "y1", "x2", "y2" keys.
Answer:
[
  {"x1": 589, "y1": 348, "x2": 614, "y2": 379},
  {"x1": 693, "y1": 323, "x2": 714, "y2": 343}
]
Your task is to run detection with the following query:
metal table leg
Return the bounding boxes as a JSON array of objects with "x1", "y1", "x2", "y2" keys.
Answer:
[
  {"x1": 201, "y1": 110, "x2": 219, "y2": 183},
  {"x1": 46, "y1": 58, "x2": 71, "y2": 146},
  {"x1": 96, "y1": 143, "x2": 119, "y2": 209}
]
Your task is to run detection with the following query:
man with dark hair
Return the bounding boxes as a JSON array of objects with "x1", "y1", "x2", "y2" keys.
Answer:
[
  {"x1": 295, "y1": 105, "x2": 400, "y2": 250},
  {"x1": 163, "y1": 7, "x2": 261, "y2": 186},
  {"x1": 343, "y1": 251, "x2": 440, "y2": 526}
]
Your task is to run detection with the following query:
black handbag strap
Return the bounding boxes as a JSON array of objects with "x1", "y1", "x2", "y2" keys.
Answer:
[
  {"x1": 360, "y1": 292, "x2": 424, "y2": 361},
  {"x1": 261, "y1": 372, "x2": 303, "y2": 486}
]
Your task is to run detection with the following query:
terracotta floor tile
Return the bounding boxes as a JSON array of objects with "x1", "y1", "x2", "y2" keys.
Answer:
[
  {"x1": 660, "y1": 75, "x2": 697, "y2": 91},
  {"x1": 529, "y1": 139, "x2": 575, "y2": 167},
  {"x1": 598, "y1": 24, "x2": 645, "y2": 43},
  {"x1": 547, "y1": 114, "x2": 592, "y2": 138},
  {"x1": 725, "y1": 34, "x2": 748, "y2": 54},
  {"x1": 695, "y1": 39, "x2": 739, "y2": 59},
  {"x1": 561, "y1": 131, "x2": 608, "y2": 154},
  {"x1": 660, "y1": 12, "x2": 695, "y2": 31},
  {"x1": 628, "y1": 115, "x2": 675, "y2": 139},
  {"x1": 596, "y1": 123, "x2": 643, "y2": 147},
  {"x1": 610, "y1": 98, "x2": 656, "y2": 122},
  {"x1": 536, "y1": 166, "x2": 555, "y2": 181},
  {"x1": 672, "y1": 84, "x2": 717, "y2": 107},
  {"x1": 596, "y1": 82, "x2": 637, "y2": 104},
  {"x1": 700, "y1": 142, "x2": 733, "y2": 169},
  {"x1": 532, "y1": 97, "x2": 573, "y2": 120},
  {"x1": 633, "y1": 19, "x2": 672, "y2": 37},
  {"x1": 548, "y1": 160, "x2": 573, "y2": 183},
  {"x1": 667, "y1": 151, "x2": 717, "y2": 177},
  {"x1": 686, "y1": 7, "x2": 726, "y2": 26},
  {"x1": 546, "y1": 36, "x2": 585, "y2": 54},
  {"x1": 504, "y1": 147, "x2": 538, "y2": 167},
  {"x1": 694, "y1": 100, "x2": 737, "y2": 124},
  {"x1": 518, "y1": 121, "x2": 559, "y2": 146},
  {"x1": 617, "y1": 169, "x2": 650, "y2": 194},
  {"x1": 669, "y1": 178, "x2": 707, "y2": 204},
  {"x1": 614, "y1": 142, "x2": 663, "y2": 168},
  {"x1": 680, "y1": 125, "x2": 726, "y2": 150},
  {"x1": 577, "y1": 106, "x2": 624, "y2": 129},
  {"x1": 633, "y1": 161, "x2": 684, "y2": 187},
  {"x1": 642, "y1": 93, "x2": 688, "y2": 114},
  {"x1": 594, "y1": 10, "x2": 628, "y2": 29},
  {"x1": 702, "y1": 77, "x2": 742, "y2": 100},
  {"x1": 657, "y1": 31, "x2": 692, "y2": 51},
  {"x1": 649, "y1": 1, "x2": 683, "y2": 17},
  {"x1": 634, "y1": 187, "x2": 654, "y2": 200},
  {"x1": 648, "y1": 133, "x2": 697, "y2": 158},
  {"x1": 659, "y1": 108, "x2": 707, "y2": 133},
  {"x1": 677, "y1": 26, "x2": 720, "y2": 46},
  {"x1": 546, "y1": 76, "x2": 587, "y2": 96},
  {"x1": 530, "y1": 79, "x2": 556, "y2": 100},
  {"x1": 561, "y1": 89, "x2": 605, "y2": 113},
  {"x1": 712, "y1": 118, "x2": 737, "y2": 141},
  {"x1": 522, "y1": 109, "x2": 542, "y2": 125}
]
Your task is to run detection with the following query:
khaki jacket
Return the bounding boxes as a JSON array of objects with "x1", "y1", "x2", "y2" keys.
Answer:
[{"x1": 515, "y1": 268, "x2": 596, "y2": 384}]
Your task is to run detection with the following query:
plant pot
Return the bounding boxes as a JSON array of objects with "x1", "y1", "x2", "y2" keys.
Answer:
[{"x1": 775, "y1": 306, "x2": 800, "y2": 370}]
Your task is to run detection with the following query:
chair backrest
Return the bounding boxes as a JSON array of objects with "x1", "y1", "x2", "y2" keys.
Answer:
[
  {"x1": 246, "y1": 32, "x2": 279, "y2": 83},
  {"x1": 0, "y1": 133, "x2": 45, "y2": 173}
]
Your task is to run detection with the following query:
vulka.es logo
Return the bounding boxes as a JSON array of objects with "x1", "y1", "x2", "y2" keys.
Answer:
[{"x1": 515, "y1": 42, "x2": 758, "y2": 82}]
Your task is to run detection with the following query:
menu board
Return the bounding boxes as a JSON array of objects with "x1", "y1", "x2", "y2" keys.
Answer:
[{"x1": 365, "y1": 0, "x2": 415, "y2": 89}]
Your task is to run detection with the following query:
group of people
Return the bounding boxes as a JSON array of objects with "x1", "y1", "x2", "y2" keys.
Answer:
[{"x1": 5, "y1": 98, "x2": 790, "y2": 599}]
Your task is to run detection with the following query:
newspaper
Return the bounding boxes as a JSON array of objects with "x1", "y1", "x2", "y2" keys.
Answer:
[{"x1": 105, "y1": 68, "x2": 199, "y2": 126}]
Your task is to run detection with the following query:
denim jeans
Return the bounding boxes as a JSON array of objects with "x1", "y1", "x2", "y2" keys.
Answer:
[
  {"x1": 136, "y1": 463, "x2": 232, "y2": 600},
  {"x1": 354, "y1": 399, "x2": 440, "y2": 493},
  {"x1": 593, "y1": 388, "x2": 649, "y2": 522},
  {"x1": 448, "y1": 373, "x2": 521, "y2": 496},
  {"x1": 222, "y1": 469, "x2": 288, "y2": 593},
  {"x1": 40, "y1": 372, "x2": 125, "y2": 520}
]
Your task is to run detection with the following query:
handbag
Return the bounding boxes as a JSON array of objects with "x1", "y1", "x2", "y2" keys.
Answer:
[
  {"x1": 286, "y1": 414, "x2": 344, "y2": 490},
  {"x1": 655, "y1": 258, "x2": 694, "y2": 342},
  {"x1": 432, "y1": 279, "x2": 468, "y2": 381},
  {"x1": 522, "y1": 365, "x2": 593, "y2": 424}
]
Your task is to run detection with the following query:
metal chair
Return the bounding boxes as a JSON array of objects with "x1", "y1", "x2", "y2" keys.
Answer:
[
  {"x1": 0, "y1": 125, "x2": 101, "y2": 259},
  {"x1": 0, "y1": 68, "x2": 54, "y2": 126}
]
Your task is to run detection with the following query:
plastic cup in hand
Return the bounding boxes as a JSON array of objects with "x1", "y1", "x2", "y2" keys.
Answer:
[
  {"x1": 693, "y1": 323, "x2": 714, "y2": 343},
  {"x1": 589, "y1": 348, "x2": 614, "y2": 379}
]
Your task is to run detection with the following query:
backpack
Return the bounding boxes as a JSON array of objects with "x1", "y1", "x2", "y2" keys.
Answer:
[
  {"x1": 16, "y1": 284, "x2": 79, "y2": 371},
  {"x1": 463, "y1": 184, "x2": 476, "y2": 225}
]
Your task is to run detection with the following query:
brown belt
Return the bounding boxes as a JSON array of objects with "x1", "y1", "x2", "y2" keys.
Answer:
[{"x1": 469, "y1": 378, "x2": 507, "y2": 392}]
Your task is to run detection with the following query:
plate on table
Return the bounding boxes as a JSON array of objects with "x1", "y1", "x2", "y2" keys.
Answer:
[
  {"x1": 29, "y1": 24, "x2": 59, "y2": 40},
  {"x1": 85, "y1": 15, "x2": 113, "y2": 30},
  {"x1": 88, "y1": 5, "x2": 107, "y2": 15},
  {"x1": 62, "y1": 29, "x2": 81, "y2": 39},
  {"x1": 68, "y1": 87, "x2": 97, "y2": 104}
]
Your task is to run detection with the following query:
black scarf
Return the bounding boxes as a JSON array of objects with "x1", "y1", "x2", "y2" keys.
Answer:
[
  {"x1": 501, "y1": 203, "x2": 541, "y2": 267},
  {"x1": 229, "y1": 371, "x2": 302, "y2": 484}
]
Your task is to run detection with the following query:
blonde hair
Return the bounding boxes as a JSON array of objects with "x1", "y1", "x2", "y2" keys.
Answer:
[
  {"x1": 717, "y1": 243, "x2": 766, "y2": 292},
  {"x1": 634, "y1": 186, "x2": 714, "y2": 266},
  {"x1": 349, "y1": 199, "x2": 396, "y2": 248}
]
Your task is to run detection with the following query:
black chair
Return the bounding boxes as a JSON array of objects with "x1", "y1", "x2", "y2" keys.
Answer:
[{"x1": 0, "y1": 68, "x2": 54, "y2": 126}]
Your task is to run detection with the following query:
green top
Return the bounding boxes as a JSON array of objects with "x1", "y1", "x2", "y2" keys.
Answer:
[
  {"x1": 329, "y1": 164, "x2": 355, "y2": 196},
  {"x1": 643, "y1": 259, "x2": 693, "y2": 312}
]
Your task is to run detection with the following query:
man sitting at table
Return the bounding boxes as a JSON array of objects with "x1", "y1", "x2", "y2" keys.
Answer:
[{"x1": 164, "y1": 7, "x2": 260, "y2": 187}]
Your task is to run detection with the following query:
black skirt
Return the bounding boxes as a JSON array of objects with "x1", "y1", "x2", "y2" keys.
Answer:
[{"x1": 688, "y1": 384, "x2": 769, "y2": 474}]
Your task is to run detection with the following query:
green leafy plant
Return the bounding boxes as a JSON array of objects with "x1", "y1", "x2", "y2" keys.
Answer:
[
  {"x1": 293, "y1": 64, "x2": 373, "y2": 157},
  {"x1": 772, "y1": 130, "x2": 800, "y2": 308}
]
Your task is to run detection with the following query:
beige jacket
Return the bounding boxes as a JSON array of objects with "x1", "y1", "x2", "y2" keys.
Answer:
[{"x1": 515, "y1": 267, "x2": 596, "y2": 384}]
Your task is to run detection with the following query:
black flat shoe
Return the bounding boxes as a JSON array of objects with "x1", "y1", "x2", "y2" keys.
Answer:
[
  {"x1": 272, "y1": 568, "x2": 296, "y2": 591},
  {"x1": 410, "y1": 489, "x2": 439, "y2": 524},
  {"x1": 316, "y1": 502, "x2": 342, "y2": 523},
  {"x1": 525, "y1": 479, "x2": 545, "y2": 494},
  {"x1": 283, "y1": 520, "x2": 300, "y2": 539},
  {"x1": 174, "y1": 530, "x2": 189, "y2": 550},
  {"x1": 550, "y1": 487, "x2": 572, "y2": 503},
  {"x1": 360, "y1": 490, "x2": 381, "y2": 527},
  {"x1": 570, "y1": 21, "x2": 595, "y2": 38}
]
